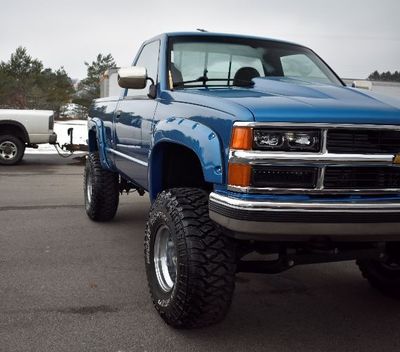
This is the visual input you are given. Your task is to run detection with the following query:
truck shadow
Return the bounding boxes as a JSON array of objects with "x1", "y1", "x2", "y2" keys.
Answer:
[
  {"x1": 21, "y1": 154, "x2": 86, "y2": 166},
  {"x1": 177, "y1": 264, "x2": 400, "y2": 351}
]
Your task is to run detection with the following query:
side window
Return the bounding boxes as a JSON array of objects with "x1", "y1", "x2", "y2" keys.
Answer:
[{"x1": 127, "y1": 40, "x2": 160, "y2": 97}]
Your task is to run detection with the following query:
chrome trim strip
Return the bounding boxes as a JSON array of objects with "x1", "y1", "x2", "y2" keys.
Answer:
[
  {"x1": 116, "y1": 144, "x2": 141, "y2": 150},
  {"x1": 229, "y1": 150, "x2": 395, "y2": 165},
  {"x1": 227, "y1": 185, "x2": 400, "y2": 194},
  {"x1": 107, "y1": 148, "x2": 148, "y2": 167},
  {"x1": 315, "y1": 128, "x2": 328, "y2": 191},
  {"x1": 209, "y1": 192, "x2": 400, "y2": 213},
  {"x1": 320, "y1": 129, "x2": 328, "y2": 153},
  {"x1": 315, "y1": 166, "x2": 325, "y2": 190},
  {"x1": 234, "y1": 122, "x2": 400, "y2": 130}
]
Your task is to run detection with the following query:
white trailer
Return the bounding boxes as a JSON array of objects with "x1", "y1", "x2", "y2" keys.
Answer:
[{"x1": 100, "y1": 68, "x2": 121, "y2": 98}]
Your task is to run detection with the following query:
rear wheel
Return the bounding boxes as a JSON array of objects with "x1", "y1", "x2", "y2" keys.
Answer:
[
  {"x1": 0, "y1": 135, "x2": 25, "y2": 165},
  {"x1": 84, "y1": 152, "x2": 119, "y2": 221},
  {"x1": 144, "y1": 188, "x2": 236, "y2": 328},
  {"x1": 357, "y1": 243, "x2": 400, "y2": 297}
]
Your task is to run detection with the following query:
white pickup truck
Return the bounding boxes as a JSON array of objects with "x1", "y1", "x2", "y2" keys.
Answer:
[{"x1": 0, "y1": 109, "x2": 57, "y2": 165}]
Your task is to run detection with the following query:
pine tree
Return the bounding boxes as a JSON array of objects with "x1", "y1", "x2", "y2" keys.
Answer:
[
  {"x1": 0, "y1": 47, "x2": 74, "y2": 111},
  {"x1": 368, "y1": 70, "x2": 380, "y2": 81},
  {"x1": 368, "y1": 70, "x2": 400, "y2": 82},
  {"x1": 73, "y1": 54, "x2": 116, "y2": 108}
]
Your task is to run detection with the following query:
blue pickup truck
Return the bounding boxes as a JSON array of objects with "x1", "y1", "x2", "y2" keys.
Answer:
[{"x1": 85, "y1": 32, "x2": 400, "y2": 328}]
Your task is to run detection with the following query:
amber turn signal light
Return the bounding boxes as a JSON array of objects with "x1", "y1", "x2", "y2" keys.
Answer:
[
  {"x1": 230, "y1": 127, "x2": 253, "y2": 150},
  {"x1": 228, "y1": 163, "x2": 252, "y2": 187}
]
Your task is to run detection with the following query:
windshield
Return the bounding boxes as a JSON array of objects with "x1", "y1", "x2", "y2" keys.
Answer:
[{"x1": 168, "y1": 36, "x2": 342, "y2": 89}]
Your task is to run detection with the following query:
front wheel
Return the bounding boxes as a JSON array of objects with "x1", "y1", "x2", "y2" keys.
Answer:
[
  {"x1": 144, "y1": 188, "x2": 236, "y2": 328},
  {"x1": 357, "y1": 243, "x2": 400, "y2": 297},
  {"x1": 84, "y1": 152, "x2": 119, "y2": 221},
  {"x1": 0, "y1": 135, "x2": 25, "y2": 165}
]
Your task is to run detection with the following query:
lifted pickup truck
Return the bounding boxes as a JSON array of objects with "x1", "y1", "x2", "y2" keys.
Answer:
[
  {"x1": 85, "y1": 32, "x2": 400, "y2": 328},
  {"x1": 0, "y1": 109, "x2": 57, "y2": 165}
]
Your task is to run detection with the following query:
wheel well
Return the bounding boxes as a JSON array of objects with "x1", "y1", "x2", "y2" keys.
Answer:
[
  {"x1": 0, "y1": 122, "x2": 28, "y2": 144},
  {"x1": 151, "y1": 143, "x2": 212, "y2": 200},
  {"x1": 88, "y1": 129, "x2": 98, "y2": 152}
]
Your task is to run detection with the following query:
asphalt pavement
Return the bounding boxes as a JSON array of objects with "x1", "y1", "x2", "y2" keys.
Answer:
[{"x1": 1, "y1": 154, "x2": 400, "y2": 352}]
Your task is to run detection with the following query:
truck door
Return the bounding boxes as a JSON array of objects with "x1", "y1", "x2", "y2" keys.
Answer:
[{"x1": 113, "y1": 40, "x2": 160, "y2": 189}]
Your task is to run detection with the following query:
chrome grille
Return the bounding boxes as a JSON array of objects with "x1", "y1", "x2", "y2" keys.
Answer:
[
  {"x1": 327, "y1": 129, "x2": 400, "y2": 154},
  {"x1": 324, "y1": 167, "x2": 400, "y2": 189},
  {"x1": 229, "y1": 122, "x2": 400, "y2": 194}
]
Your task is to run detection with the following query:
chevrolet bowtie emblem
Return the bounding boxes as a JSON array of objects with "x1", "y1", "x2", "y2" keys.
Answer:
[{"x1": 393, "y1": 154, "x2": 400, "y2": 164}]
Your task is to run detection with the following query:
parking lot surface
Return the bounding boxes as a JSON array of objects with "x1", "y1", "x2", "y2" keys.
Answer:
[{"x1": 1, "y1": 154, "x2": 400, "y2": 352}]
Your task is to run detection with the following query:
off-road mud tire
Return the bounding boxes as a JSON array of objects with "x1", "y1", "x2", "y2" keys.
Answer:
[
  {"x1": 357, "y1": 256, "x2": 400, "y2": 297},
  {"x1": 144, "y1": 188, "x2": 236, "y2": 328},
  {"x1": 84, "y1": 152, "x2": 119, "y2": 221}
]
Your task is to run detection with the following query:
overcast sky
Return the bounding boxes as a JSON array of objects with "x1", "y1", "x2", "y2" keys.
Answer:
[{"x1": 1, "y1": 0, "x2": 399, "y2": 80}]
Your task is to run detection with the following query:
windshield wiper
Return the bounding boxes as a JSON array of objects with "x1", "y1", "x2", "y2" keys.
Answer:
[{"x1": 173, "y1": 77, "x2": 253, "y2": 88}]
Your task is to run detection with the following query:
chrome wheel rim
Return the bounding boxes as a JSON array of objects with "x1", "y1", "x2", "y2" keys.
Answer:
[
  {"x1": 0, "y1": 141, "x2": 17, "y2": 161},
  {"x1": 86, "y1": 172, "x2": 93, "y2": 204},
  {"x1": 382, "y1": 260, "x2": 400, "y2": 271},
  {"x1": 154, "y1": 225, "x2": 177, "y2": 292}
]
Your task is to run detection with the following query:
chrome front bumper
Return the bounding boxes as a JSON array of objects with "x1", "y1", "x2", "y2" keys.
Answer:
[{"x1": 209, "y1": 192, "x2": 400, "y2": 241}]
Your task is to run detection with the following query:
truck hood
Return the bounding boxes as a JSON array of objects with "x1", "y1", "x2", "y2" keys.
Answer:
[{"x1": 181, "y1": 78, "x2": 400, "y2": 125}]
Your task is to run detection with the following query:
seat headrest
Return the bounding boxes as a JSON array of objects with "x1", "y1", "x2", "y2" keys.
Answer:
[{"x1": 233, "y1": 67, "x2": 260, "y2": 87}]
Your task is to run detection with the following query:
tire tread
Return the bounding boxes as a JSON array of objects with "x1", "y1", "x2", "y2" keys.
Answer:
[
  {"x1": 84, "y1": 152, "x2": 119, "y2": 221},
  {"x1": 145, "y1": 187, "x2": 236, "y2": 328},
  {"x1": 357, "y1": 258, "x2": 400, "y2": 297}
]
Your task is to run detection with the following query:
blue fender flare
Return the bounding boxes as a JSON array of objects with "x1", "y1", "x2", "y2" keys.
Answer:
[
  {"x1": 149, "y1": 118, "x2": 224, "y2": 201},
  {"x1": 87, "y1": 118, "x2": 112, "y2": 170}
]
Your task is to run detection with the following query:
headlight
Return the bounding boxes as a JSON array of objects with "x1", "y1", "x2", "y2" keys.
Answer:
[{"x1": 253, "y1": 129, "x2": 321, "y2": 152}]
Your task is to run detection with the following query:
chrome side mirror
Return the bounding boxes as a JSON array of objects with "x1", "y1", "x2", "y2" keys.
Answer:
[{"x1": 118, "y1": 66, "x2": 147, "y2": 89}]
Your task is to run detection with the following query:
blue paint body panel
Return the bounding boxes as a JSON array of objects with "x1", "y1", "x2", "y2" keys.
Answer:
[
  {"x1": 87, "y1": 31, "x2": 400, "y2": 204},
  {"x1": 150, "y1": 118, "x2": 222, "y2": 199},
  {"x1": 183, "y1": 79, "x2": 400, "y2": 125}
]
